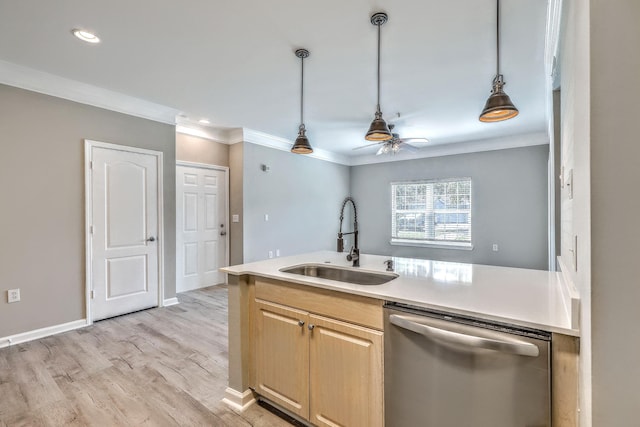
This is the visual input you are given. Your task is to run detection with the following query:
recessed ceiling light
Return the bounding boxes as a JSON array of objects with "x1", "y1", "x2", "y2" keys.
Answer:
[
  {"x1": 72, "y1": 29, "x2": 100, "y2": 44},
  {"x1": 198, "y1": 119, "x2": 211, "y2": 125}
]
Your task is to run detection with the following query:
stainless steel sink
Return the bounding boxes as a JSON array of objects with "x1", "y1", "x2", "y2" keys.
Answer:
[{"x1": 280, "y1": 264, "x2": 398, "y2": 285}]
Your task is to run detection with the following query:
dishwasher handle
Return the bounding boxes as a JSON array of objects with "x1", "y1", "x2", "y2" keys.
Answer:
[{"x1": 389, "y1": 314, "x2": 539, "y2": 357}]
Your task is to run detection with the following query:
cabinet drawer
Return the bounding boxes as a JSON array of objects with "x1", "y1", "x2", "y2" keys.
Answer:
[{"x1": 255, "y1": 278, "x2": 383, "y2": 330}]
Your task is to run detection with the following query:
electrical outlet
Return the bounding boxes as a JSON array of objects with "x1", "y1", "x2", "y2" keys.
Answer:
[
  {"x1": 276, "y1": 249, "x2": 281, "y2": 257},
  {"x1": 7, "y1": 289, "x2": 20, "y2": 303},
  {"x1": 492, "y1": 244, "x2": 499, "y2": 252},
  {"x1": 268, "y1": 250, "x2": 274, "y2": 259}
]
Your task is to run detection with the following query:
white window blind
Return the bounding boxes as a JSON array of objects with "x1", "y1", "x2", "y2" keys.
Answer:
[{"x1": 391, "y1": 178, "x2": 472, "y2": 246}]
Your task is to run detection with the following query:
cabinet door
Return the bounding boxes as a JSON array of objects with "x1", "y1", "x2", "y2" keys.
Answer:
[
  {"x1": 309, "y1": 314, "x2": 383, "y2": 427},
  {"x1": 254, "y1": 299, "x2": 309, "y2": 419}
]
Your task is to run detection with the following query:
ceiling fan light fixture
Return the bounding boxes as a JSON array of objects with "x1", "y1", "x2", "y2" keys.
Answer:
[
  {"x1": 291, "y1": 48, "x2": 313, "y2": 154},
  {"x1": 365, "y1": 12, "x2": 393, "y2": 142},
  {"x1": 479, "y1": 0, "x2": 518, "y2": 123}
]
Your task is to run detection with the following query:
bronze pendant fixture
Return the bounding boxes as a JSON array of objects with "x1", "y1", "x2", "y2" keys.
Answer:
[
  {"x1": 479, "y1": 0, "x2": 519, "y2": 122},
  {"x1": 365, "y1": 12, "x2": 393, "y2": 141},
  {"x1": 291, "y1": 48, "x2": 313, "y2": 154}
]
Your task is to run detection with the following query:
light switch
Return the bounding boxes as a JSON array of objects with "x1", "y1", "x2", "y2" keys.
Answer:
[
  {"x1": 232, "y1": 214, "x2": 239, "y2": 223},
  {"x1": 264, "y1": 214, "x2": 269, "y2": 222}
]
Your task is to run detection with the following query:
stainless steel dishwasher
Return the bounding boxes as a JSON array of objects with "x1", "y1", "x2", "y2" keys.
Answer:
[{"x1": 384, "y1": 302, "x2": 551, "y2": 427}]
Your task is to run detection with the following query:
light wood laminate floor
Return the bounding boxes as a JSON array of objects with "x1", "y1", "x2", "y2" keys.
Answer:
[{"x1": 0, "y1": 285, "x2": 292, "y2": 427}]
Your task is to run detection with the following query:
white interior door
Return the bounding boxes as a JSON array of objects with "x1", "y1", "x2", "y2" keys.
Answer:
[
  {"x1": 88, "y1": 143, "x2": 161, "y2": 321},
  {"x1": 176, "y1": 164, "x2": 227, "y2": 293}
]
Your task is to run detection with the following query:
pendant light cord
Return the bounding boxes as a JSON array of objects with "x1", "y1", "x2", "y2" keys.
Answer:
[
  {"x1": 496, "y1": 0, "x2": 500, "y2": 77},
  {"x1": 300, "y1": 55, "x2": 304, "y2": 127},
  {"x1": 376, "y1": 22, "x2": 381, "y2": 112}
]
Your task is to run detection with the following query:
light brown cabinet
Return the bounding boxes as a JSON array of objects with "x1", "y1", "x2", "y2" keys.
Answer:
[
  {"x1": 254, "y1": 300, "x2": 309, "y2": 419},
  {"x1": 252, "y1": 279, "x2": 383, "y2": 427},
  {"x1": 308, "y1": 314, "x2": 383, "y2": 427}
]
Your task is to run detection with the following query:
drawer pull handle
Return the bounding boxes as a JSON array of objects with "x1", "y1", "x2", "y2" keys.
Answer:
[
  {"x1": 298, "y1": 320, "x2": 305, "y2": 327},
  {"x1": 308, "y1": 324, "x2": 315, "y2": 331}
]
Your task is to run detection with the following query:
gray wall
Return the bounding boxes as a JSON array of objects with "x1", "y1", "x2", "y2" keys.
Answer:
[
  {"x1": 229, "y1": 142, "x2": 244, "y2": 265},
  {"x1": 351, "y1": 145, "x2": 549, "y2": 270},
  {"x1": 0, "y1": 84, "x2": 176, "y2": 338},
  {"x1": 589, "y1": 0, "x2": 640, "y2": 424},
  {"x1": 242, "y1": 143, "x2": 350, "y2": 263},
  {"x1": 176, "y1": 132, "x2": 229, "y2": 167}
]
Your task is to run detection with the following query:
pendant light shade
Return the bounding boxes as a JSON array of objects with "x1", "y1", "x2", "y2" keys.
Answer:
[
  {"x1": 366, "y1": 111, "x2": 393, "y2": 141},
  {"x1": 292, "y1": 125, "x2": 313, "y2": 154},
  {"x1": 479, "y1": 0, "x2": 519, "y2": 122},
  {"x1": 365, "y1": 12, "x2": 393, "y2": 141},
  {"x1": 291, "y1": 48, "x2": 313, "y2": 154},
  {"x1": 479, "y1": 75, "x2": 518, "y2": 122}
]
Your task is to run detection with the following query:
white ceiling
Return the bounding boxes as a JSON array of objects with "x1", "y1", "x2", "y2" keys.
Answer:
[{"x1": 0, "y1": 0, "x2": 550, "y2": 158}]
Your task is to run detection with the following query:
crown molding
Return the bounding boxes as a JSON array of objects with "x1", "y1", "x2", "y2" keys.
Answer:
[
  {"x1": 240, "y1": 128, "x2": 352, "y2": 165},
  {"x1": 227, "y1": 128, "x2": 246, "y2": 144},
  {"x1": 348, "y1": 131, "x2": 549, "y2": 166},
  {"x1": 176, "y1": 125, "x2": 235, "y2": 143},
  {"x1": 0, "y1": 59, "x2": 179, "y2": 124}
]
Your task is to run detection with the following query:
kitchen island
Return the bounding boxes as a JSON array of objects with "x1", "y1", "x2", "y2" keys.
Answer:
[{"x1": 221, "y1": 251, "x2": 580, "y2": 426}]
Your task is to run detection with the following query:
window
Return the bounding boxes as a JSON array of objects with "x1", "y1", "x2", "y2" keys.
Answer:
[{"x1": 391, "y1": 178, "x2": 472, "y2": 248}]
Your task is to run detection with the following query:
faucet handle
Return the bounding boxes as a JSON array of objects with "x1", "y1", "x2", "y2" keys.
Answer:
[{"x1": 384, "y1": 259, "x2": 394, "y2": 272}]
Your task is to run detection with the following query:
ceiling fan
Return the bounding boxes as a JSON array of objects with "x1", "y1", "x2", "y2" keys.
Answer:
[{"x1": 353, "y1": 124, "x2": 429, "y2": 155}]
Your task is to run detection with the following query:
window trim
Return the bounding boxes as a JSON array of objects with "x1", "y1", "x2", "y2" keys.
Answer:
[
  {"x1": 390, "y1": 178, "x2": 473, "y2": 250},
  {"x1": 389, "y1": 238, "x2": 474, "y2": 250}
]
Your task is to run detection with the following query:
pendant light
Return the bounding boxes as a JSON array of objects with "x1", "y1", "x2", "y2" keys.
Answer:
[
  {"x1": 291, "y1": 48, "x2": 313, "y2": 154},
  {"x1": 365, "y1": 12, "x2": 393, "y2": 141},
  {"x1": 479, "y1": 0, "x2": 519, "y2": 122}
]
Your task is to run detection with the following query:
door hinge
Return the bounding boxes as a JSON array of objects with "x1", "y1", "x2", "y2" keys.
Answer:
[
  {"x1": 89, "y1": 225, "x2": 94, "y2": 234},
  {"x1": 89, "y1": 161, "x2": 93, "y2": 170},
  {"x1": 90, "y1": 290, "x2": 95, "y2": 299}
]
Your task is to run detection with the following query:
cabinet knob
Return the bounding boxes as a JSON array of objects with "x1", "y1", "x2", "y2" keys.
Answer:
[
  {"x1": 308, "y1": 324, "x2": 315, "y2": 331},
  {"x1": 298, "y1": 320, "x2": 305, "y2": 327}
]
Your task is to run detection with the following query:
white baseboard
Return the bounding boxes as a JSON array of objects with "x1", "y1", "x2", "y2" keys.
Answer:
[
  {"x1": 163, "y1": 297, "x2": 179, "y2": 307},
  {"x1": 0, "y1": 319, "x2": 88, "y2": 349},
  {"x1": 222, "y1": 387, "x2": 256, "y2": 412}
]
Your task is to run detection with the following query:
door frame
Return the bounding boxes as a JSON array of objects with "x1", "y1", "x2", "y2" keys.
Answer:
[
  {"x1": 84, "y1": 139, "x2": 165, "y2": 325},
  {"x1": 176, "y1": 160, "x2": 230, "y2": 281}
]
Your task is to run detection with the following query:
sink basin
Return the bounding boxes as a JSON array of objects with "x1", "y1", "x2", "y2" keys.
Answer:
[{"x1": 280, "y1": 264, "x2": 398, "y2": 285}]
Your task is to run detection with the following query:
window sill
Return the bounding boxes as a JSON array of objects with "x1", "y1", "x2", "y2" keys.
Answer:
[{"x1": 390, "y1": 239, "x2": 474, "y2": 251}]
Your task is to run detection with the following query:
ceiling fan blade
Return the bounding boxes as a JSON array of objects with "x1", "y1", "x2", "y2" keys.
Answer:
[
  {"x1": 400, "y1": 143, "x2": 419, "y2": 153},
  {"x1": 399, "y1": 137, "x2": 429, "y2": 143},
  {"x1": 403, "y1": 139, "x2": 430, "y2": 148},
  {"x1": 353, "y1": 142, "x2": 383, "y2": 151}
]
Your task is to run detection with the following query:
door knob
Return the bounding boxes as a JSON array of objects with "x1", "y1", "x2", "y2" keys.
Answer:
[
  {"x1": 220, "y1": 231, "x2": 227, "y2": 236},
  {"x1": 146, "y1": 236, "x2": 156, "y2": 242}
]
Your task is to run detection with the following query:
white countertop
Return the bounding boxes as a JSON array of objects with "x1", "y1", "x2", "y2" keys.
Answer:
[{"x1": 221, "y1": 251, "x2": 579, "y2": 336}]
